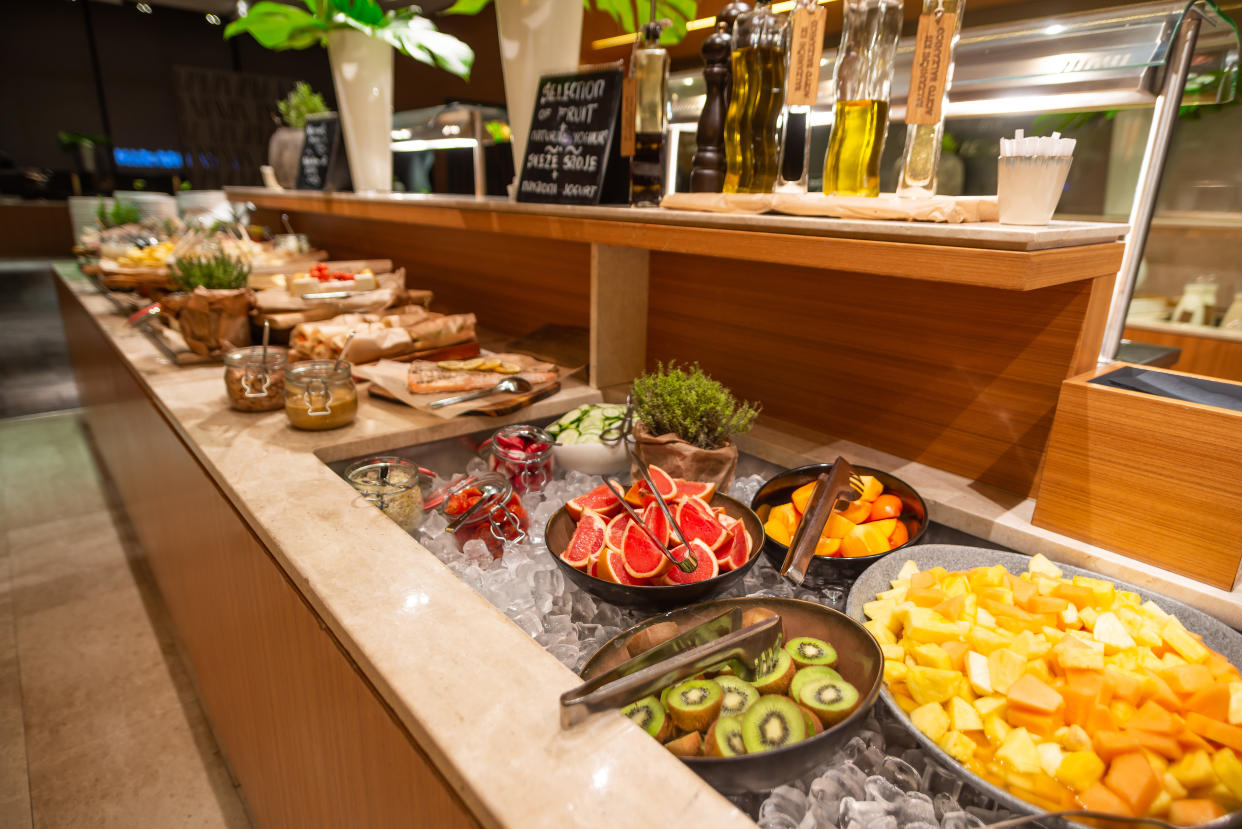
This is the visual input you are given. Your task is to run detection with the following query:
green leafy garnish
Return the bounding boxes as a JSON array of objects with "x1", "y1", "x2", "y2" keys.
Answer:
[{"x1": 631, "y1": 361, "x2": 760, "y2": 450}]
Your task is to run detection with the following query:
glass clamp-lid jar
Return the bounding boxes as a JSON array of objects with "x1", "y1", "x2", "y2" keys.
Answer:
[
  {"x1": 346, "y1": 457, "x2": 425, "y2": 534},
  {"x1": 481, "y1": 424, "x2": 555, "y2": 494},
  {"x1": 284, "y1": 360, "x2": 358, "y2": 431},
  {"x1": 224, "y1": 346, "x2": 288, "y2": 412},
  {"x1": 439, "y1": 472, "x2": 529, "y2": 557}
]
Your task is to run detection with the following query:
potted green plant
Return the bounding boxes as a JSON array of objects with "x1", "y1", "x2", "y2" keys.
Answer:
[
  {"x1": 225, "y1": 0, "x2": 474, "y2": 193},
  {"x1": 270, "y1": 82, "x2": 328, "y2": 187},
  {"x1": 629, "y1": 361, "x2": 760, "y2": 490},
  {"x1": 162, "y1": 250, "x2": 255, "y2": 357},
  {"x1": 442, "y1": 0, "x2": 695, "y2": 192}
]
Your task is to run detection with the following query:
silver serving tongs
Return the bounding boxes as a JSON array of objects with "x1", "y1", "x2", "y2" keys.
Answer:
[
  {"x1": 626, "y1": 444, "x2": 698, "y2": 571},
  {"x1": 599, "y1": 478, "x2": 696, "y2": 573},
  {"x1": 780, "y1": 456, "x2": 866, "y2": 585},
  {"x1": 560, "y1": 609, "x2": 783, "y2": 729}
]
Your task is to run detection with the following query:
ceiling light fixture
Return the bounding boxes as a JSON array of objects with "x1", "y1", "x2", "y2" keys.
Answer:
[
  {"x1": 206, "y1": 13, "x2": 221, "y2": 24},
  {"x1": 136, "y1": 2, "x2": 152, "y2": 13}
]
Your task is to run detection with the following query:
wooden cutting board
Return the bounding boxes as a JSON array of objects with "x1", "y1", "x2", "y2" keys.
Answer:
[{"x1": 366, "y1": 378, "x2": 560, "y2": 416}]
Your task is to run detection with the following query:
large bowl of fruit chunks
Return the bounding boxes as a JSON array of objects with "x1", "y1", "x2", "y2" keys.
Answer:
[
  {"x1": 751, "y1": 463, "x2": 928, "y2": 584},
  {"x1": 545, "y1": 466, "x2": 765, "y2": 610},
  {"x1": 847, "y1": 546, "x2": 1242, "y2": 828},
  {"x1": 581, "y1": 597, "x2": 884, "y2": 792}
]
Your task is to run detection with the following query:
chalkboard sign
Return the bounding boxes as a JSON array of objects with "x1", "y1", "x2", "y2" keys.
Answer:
[
  {"x1": 296, "y1": 112, "x2": 352, "y2": 191},
  {"x1": 517, "y1": 67, "x2": 629, "y2": 205}
]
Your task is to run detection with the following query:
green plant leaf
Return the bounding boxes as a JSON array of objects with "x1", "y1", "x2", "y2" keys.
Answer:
[
  {"x1": 441, "y1": 0, "x2": 494, "y2": 15},
  {"x1": 330, "y1": 0, "x2": 385, "y2": 26},
  {"x1": 223, "y1": 2, "x2": 324, "y2": 49},
  {"x1": 377, "y1": 15, "x2": 474, "y2": 79}
]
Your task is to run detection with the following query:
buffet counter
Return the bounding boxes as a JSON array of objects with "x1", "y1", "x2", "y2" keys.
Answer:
[{"x1": 53, "y1": 190, "x2": 1241, "y2": 825}]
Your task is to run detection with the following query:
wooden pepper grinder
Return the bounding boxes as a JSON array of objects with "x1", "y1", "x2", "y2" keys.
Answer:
[{"x1": 690, "y1": 1, "x2": 750, "y2": 193}]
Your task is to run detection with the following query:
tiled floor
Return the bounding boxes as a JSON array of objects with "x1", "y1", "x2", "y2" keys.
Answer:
[{"x1": 0, "y1": 262, "x2": 250, "y2": 827}]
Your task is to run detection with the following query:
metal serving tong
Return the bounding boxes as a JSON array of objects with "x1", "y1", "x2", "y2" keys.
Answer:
[
  {"x1": 599, "y1": 478, "x2": 696, "y2": 573},
  {"x1": 559, "y1": 609, "x2": 783, "y2": 728},
  {"x1": 780, "y1": 456, "x2": 867, "y2": 585}
]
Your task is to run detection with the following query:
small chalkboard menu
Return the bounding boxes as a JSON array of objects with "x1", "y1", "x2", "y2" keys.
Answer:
[
  {"x1": 296, "y1": 112, "x2": 352, "y2": 191},
  {"x1": 516, "y1": 67, "x2": 629, "y2": 205}
]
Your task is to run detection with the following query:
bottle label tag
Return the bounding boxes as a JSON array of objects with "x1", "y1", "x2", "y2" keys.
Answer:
[
  {"x1": 786, "y1": 5, "x2": 827, "y2": 107},
  {"x1": 620, "y1": 74, "x2": 637, "y2": 157},
  {"x1": 907, "y1": 12, "x2": 956, "y2": 125}
]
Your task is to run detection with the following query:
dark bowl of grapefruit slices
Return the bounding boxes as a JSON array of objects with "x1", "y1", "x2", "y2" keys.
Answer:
[{"x1": 545, "y1": 466, "x2": 765, "y2": 610}]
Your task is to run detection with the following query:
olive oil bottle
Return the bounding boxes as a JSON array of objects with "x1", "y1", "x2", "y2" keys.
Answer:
[
  {"x1": 723, "y1": 0, "x2": 788, "y2": 194},
  {"x1": 821, "y1": 0, "x2": 903, "y2": 197},
  {"x1": 631, "y1": 19, "x2": 670, "y2": 206}
]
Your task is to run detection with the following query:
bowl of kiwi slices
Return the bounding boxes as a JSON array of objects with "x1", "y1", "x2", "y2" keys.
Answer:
[{"x1": 579, "y1": 596, "x2": 884, "y2": 792}]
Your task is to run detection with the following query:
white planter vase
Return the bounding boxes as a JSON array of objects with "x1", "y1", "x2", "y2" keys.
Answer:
[
  {"x1": 495, "y1": 0, "x2": 585, "y2": 195},
  {"x1": 328, "y1": 29, "x2": 394, "y2": 194}
]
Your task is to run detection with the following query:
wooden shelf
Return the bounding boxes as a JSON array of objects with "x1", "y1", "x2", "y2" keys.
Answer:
[{"x1": 230, "y1": 188, "x2": 1125, "y2": 291}]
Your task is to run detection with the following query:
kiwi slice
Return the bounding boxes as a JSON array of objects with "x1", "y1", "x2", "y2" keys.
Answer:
[
  {"x1": 789, "y1": 665, "x2": 844, "y2": 702},
  {"x1": 622, "y1": 695, "x2": 672, "y2": 741},
  {"x1": 741, "y1": 695, "x2": 807, "y2": 754},
  {"x1": 785, "y1": 636, "x2": 838, "y2": 668},
  {"x1": 666, "y1": 678, "x2": 723, "y2": 732},
  {"x1": 705, "y1": 715, "x2": 747, "y2": 757},
  {"x1": 716, "y1": 675, "x2": 760, "y2": 718},
  {"x1": 664, "y1": 731, "x2": 702, "y2": 757},
  {"x1": 797, "y1": 703, "x2": 824, "y2": 737},
  {"x1": 799, "y1": 676, "x2": 860, "y2": 727},
  {"x1": 751, "y1": 649, "x2": 796, "y2": 695}
]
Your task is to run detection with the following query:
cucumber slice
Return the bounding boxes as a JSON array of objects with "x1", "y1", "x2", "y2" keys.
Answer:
[
  {"x1": 576, "y1": 433, "x2": 603, "y2": 444},
  {"x1": 557, "y1": 428, "x2": 579, "y2": 445},
  {"x1": 557, "y1": 406, "x2": 588, "y2": 426}
]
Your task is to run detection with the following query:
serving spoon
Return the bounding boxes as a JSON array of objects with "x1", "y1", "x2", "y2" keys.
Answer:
[
  {"x1": 429, "y1": 376, "x2": 532, "y2": 409},
  {"x1": 981, "y1": 808, "x2": 1242, "y2": 829}
]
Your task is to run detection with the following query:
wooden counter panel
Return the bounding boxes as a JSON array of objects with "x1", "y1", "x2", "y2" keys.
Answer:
[
  {"x1": 647, "y1": 253, "x2": 1099, "y2": 495},
  {"x1": 57, "y1": 283, "x2": 482, "y2": 829},
  {"x1": 256, "y1": 209, "x2": 591, "y2": 338},
  {"x1": 1124, "y1": 325, "x2": 1242, "y2": 383}
]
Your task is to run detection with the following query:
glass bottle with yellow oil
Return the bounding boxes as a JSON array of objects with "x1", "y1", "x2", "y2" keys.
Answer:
[
  {"x1": 821, "y1": 0, "x2": 903, "y2": 197},
  {"x1": 896, "y1": 0, "x2": 966, "y2": 197},
  {"x1": 722, "y1": 0, "x2": 789, "y2": 194}
]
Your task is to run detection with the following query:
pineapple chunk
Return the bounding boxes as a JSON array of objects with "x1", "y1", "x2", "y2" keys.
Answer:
[
  {"x1": 911, "y1": 643, "x2": 954, "y2": 671},
  {"x1": 864, "y1": 619, "x2": 898, "y2": 646},
  {"x1": 1054, "y1": 750, "x2": 1106, "y2": 793},
  {"x1": 1059, "y1": 603, "x2": 1079, "y2": 628},
  {"x1": 968, "y1": 626, "x2": 1011, "y2": 655},
  {"x1": 950, "y1": 696, "x2": 984, "y2": 731},
  {"x1": 966, "y1": 651, "x2": 993, "y2": 695},
  {"x1": 1170, "y1": 750, "x2": 1216, "y2": 790},
  {"x1": 880, "y1": 643, "x2": 905, "y2": 661},
  {"x1": 884, "y1": 660, "x2": 909, "y2": 683},
  {"x1": 906, "y1": 666, "x2": 962, "y2": 705},
  {"x1": 1011, "y1": 631, "x2": 1050, "y2": 659},
  {"x1": 904, "y1": 608, "x2": 963, "y2": 644},
  {"x1": 974, "y1": 695, "x2": 1007, "y2": 718},
  {"x1": 863, "y1": 598, "x2": 897, "y2": 623},
  {"x1": 1162, "y1": 771, "x2": 1188, "y2": 800},
  {"x1": 1059, "y1": 724, "x2": 1091, "y2": 752},
  {"x1": 984, "y1": 713, "x2": 1011, "y2": 746},
  {"x1": 1161, "y1": 616, "x2": 1210, "y2": 663},
  {"x1": 997, "y1": 727, "x2": 1042, "y2": 774},
  {"x1": 987, "y1": 648, "x2": 1026, "y2": 695},
  {"x1": 1036, "y1": 742, "x2": 1064, "y2": 778},
  {"x1": 910, "y1": 701, "x2": 951, "y2": 741},
  {"x1": 1028, "y1": 554, "x2": 1063, "y2": 579},
  {"x1": 1079, "y1": 606, "x2": 1099, "y2": 630},
  {"x1": 1140, "y1": 599, "x2": 1170, "y2": 622},
  {"x1": 1214, "y1": 748, "x2": 1242, "y2": 801},
  {"x1": 894, "y1": 559, "x2": 920, "y2": 585},
  {"x1": 940, "y1": 729, "x2": 977, "y2": 764},
  {"x1": 877, "y1": 586, "x2": 908, "y2": 602},
  {"x1": 1149, "y1": 790, "x2": 1173, "y2": 817},
  {"x1": 976, "y1": 606, "x2": 998, "y2": 630},
  {"x1": 1136, "y1": 620, "x2": 1164, "y2": 649},
  {"x1": 1091, "y1": 611, "x2": 1136, "y2": 652},
  {"x1": 1230, "y1": 681, "x2": 1242, "y2": 725}
]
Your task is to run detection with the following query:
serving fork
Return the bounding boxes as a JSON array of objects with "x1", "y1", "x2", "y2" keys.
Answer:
[{"x1": 780, "y1": 456, "x2": 866, "y2": 585}]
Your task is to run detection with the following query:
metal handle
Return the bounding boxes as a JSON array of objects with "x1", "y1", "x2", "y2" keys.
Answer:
[
  {"x1": 781, "y1": 456, "x2": 860, "y2": 585},
  {"x1": 304, "y1": 379, "x2": 334, "y2": 416},
  {"x1": 559, "y1": 614, "x2": 782, "y2": 729},
  {"x1": 241, "y1": 366, "x2": 272, "y2": 398},
  {"x1": 429, "y1": 387, "x2": 494, "y2": 410}
]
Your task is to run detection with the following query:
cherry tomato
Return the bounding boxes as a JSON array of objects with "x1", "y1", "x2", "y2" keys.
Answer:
[{"x1": 868, "y1": 493, "x2": 903, "y2": 521}]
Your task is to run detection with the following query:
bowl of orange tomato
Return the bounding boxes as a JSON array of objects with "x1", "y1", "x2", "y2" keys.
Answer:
[{"x1": 750, "y1": 463, "x2": 928, "y2": 585}]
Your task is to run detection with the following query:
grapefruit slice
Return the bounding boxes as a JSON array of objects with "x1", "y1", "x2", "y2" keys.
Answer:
[
  {"x1": 561, "y1": 510, "x2": 605, "y2": 570},
  {"x1": 641, "y1": 501, "x2": 671, "y2": 547},
  {"x1": 645, "y1": 465, "x2": 678, "y2": 500},
  {"x1": 672, "y1": 478, "x2": 716, "y2": 502},
  {"x1": 717, "y1": 524, "x2": 752, "y2": 572},
  {"x1": 586, "y1": 552, "x2": 600, "y2": 578},
  {"x1": 658, "y1": 539, "x2": 720, "y2": 585},
  {"x1": 604, "y1": 513, "x2": 632, "y2": 550},
  {"x1": 676, "y1": 496, "x2": 729, "y2": 551},
  {"x1": 566, "y1": 482, "x2": 623, "y2": 520},
  {"x1": 623, "y1": 482, "x2": 650, "y2": 507},
  {"x1": 622, "y1": 522, "x2": 669, "y2": 580},
  {"x1": 597, "y1": 548, "x2": 648, "y2": 585}
]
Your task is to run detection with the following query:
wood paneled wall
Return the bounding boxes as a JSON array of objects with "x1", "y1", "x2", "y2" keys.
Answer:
[
  {"x1": 0, "y1": 203, "x2": 73, "y2": 257},
  {"x1": 258, "y1": 210, "x2": 591, "y2": 338},
  {"x1": 58, "y1": 283, "x2": 480, "y2": 829},
  {"x1": 646, "y1": 252, "x2": 1109, "y2": 496}
]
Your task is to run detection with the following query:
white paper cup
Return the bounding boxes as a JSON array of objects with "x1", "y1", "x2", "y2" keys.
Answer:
[{"x1": 997, "y1": 156, "x2": 1073, "y2": 225}]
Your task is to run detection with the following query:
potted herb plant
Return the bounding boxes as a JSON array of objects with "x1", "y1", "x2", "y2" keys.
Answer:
[
  {"x1": 161, "y1": 250, "x2": 254, "y2": 357},
  {"x1": 629, "y1": 361, "x2": 760, "y2": 490},
  {"x1": 442, "y1": 0, "x2": 696, "y2": 191},
  {"x1": 270, "y1": 82, "x2": 328, "y2": 188},
  {"x1": 225, "y1": 0, "x2": 474, "y2": 194}
]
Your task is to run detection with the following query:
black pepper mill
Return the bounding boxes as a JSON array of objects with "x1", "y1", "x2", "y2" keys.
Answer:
[{"x1": 690, "y1": 1, "x2": 750, "y2": 193}]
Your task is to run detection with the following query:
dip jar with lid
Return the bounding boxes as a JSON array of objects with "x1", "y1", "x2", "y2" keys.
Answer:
[
  {"x1": 284, "y1": 360, "x2": 358, "y2": 430},
  {"x1": 224, "y1": 345, "x2": 288, "y2": 412},
  {"x1": 481, "y1": 424, "x2": 555, "y2": 494},
  {"x1": 439, "y1": 473, "x2": 529, "y2": 557},
  {"x1": 346, "y1": 456, "x2": 425, "y2": 533}
]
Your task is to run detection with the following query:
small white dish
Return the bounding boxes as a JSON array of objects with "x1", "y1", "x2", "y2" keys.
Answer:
[{"x1": 552, "y1": 442, "x2": 628, "y2": 476}]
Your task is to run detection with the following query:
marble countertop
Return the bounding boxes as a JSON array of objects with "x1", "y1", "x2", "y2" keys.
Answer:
[{"x1": 57, "y1": 264, "x2": 1242, "y2": 827}]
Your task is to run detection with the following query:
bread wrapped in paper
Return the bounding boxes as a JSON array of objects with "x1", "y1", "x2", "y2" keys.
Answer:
[{"x1": 407, "y1": 313, "x2": 477, "y2": 350}]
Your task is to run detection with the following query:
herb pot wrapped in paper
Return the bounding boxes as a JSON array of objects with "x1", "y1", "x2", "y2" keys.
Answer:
[
  {"x1": 629, "y1": 362, "x2": 760, "y2": 491},
  {"x1": 162, "y1": 250, "x2": 254, "y2": 357}
]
